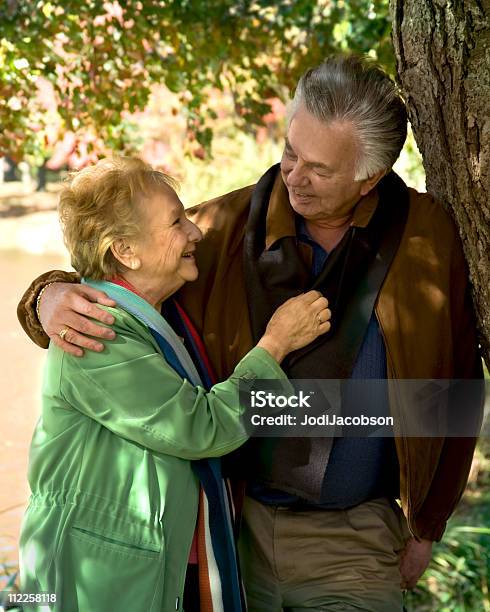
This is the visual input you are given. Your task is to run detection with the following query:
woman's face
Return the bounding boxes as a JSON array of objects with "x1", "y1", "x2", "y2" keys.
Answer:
[{"x1": 134, "y1": 185, "x2": 202, "y2": 297}]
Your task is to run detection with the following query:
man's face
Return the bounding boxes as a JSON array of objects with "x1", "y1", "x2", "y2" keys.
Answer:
[{"x1": 280, "y1": 106, "x2": 379, "y2": 222}]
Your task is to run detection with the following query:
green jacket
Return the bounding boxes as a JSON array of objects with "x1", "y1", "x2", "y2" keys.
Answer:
[{"x1": 19, "y1": 305, "x2": 287, "y2": 612}]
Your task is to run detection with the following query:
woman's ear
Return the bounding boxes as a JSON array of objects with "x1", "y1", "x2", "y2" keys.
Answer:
[{"x1": 110, "y1": 239, "x2": 141, "y2": 270}]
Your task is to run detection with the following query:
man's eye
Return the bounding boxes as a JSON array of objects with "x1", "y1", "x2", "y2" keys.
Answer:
[
  {"x1": 172, "y1": 218, "x2": 180, "y2": 226},
  {"x1": 285, "y1": 149, "x2": 297, "y2": 160}
]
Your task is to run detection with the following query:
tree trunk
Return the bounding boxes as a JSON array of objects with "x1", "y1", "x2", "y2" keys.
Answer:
[{"x1": 391, "y1": 0, "x2": 490, "y2": 368}]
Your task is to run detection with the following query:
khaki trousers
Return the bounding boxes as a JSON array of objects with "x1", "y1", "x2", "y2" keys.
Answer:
[{"x1": 238, "y1": 496, "x2": 410, "y2": 611}]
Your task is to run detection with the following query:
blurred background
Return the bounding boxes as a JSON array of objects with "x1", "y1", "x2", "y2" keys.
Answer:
[{"x1": 0, "y1": 2, "x2": 487, "y2": 610}]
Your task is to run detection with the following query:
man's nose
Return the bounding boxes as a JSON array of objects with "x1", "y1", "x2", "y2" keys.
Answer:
[{"x1": 287, "y1": 161, "x2": 308, "y2": 187}]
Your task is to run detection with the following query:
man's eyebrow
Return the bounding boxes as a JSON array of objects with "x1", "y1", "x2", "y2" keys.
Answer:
[
  {"x1": 286, "y1": 139, "x2": 332, "y2": 171},
  {"x1": 308, "y1": 161, "x2": 333, "y2": 172}
]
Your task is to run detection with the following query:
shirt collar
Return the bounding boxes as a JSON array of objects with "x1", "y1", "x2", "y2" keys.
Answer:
[{"x1": 264, "y1": 173, "x2": 380, "y2": 250}]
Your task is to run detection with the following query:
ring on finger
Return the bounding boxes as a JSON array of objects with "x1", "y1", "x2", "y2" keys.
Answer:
[
  {"x1": 59, "y1": 327, "x2": 70, "y2": 341},
  {"x1": 316, "y1": 313, "x2": 323, "y2": 325}
]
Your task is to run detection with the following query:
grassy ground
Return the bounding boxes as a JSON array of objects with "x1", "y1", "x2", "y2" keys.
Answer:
[{"x1": 406, "y1": 437, "x2": 490, "y2": 611}]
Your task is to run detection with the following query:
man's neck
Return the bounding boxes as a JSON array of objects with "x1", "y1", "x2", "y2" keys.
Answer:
[{"x1": 305, "y1": 216, "x2": 352, "y2": 252}]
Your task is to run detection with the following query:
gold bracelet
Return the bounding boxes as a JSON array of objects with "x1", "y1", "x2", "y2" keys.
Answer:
[{"x1": 36, "y1": 282, "x2": 55, "y2": 322}]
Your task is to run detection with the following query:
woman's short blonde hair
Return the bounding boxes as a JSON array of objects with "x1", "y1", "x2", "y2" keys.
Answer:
[{"x1": 59, "y1": 157, "x2": 177, "y2": 279}]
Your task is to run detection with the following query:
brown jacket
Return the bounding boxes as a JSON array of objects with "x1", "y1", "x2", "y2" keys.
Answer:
[{"x1": 18, "y1": 174, "x2": 482, "y2": 541}]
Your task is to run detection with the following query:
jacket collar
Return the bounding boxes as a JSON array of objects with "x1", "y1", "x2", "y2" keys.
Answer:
[{"x1": 265, "y1": 172, "x2": 380, "y2": 250}]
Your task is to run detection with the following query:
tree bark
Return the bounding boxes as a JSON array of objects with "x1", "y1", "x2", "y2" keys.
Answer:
[{"x1": 391, "y1": 0, "x2": 490, "y2": 368}]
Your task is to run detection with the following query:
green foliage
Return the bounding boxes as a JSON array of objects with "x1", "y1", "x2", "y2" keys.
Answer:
[
  {"x1": 393, "y1": 126, "x2": 426, "y2": 191},
  {"x1": 407, "y1": 524, "x2": 490, "y2": 611},
  {"x1": 407, "y1": 438, "x2": 490, "y2": 612},
  {"x1": 0, "y1": 0, "x2": 392, "y2": 159},
  {"x1": 178, "y1": 129, "x2": 284, "y2": 205},
  {"x1": 0, "y1": 554, "x2": 19, "y2": 605}
]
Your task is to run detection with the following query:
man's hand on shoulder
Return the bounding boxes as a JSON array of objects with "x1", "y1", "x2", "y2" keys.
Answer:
[
  {"x1": 399, "y1": 537, "x2": 433, "y2": 589},
  {"x1": 40, "y1": 283, "x2": 117, "y2": 357}
]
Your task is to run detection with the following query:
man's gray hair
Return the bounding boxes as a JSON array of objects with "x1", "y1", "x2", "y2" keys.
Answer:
[{"x1": 289, "y1": 54, "x2": 408, "y2": 181}]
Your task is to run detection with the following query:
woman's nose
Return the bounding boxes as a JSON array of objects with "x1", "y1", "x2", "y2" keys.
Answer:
[{"x1": 185, "y1": 217, "x2": 203, "y2": 242}]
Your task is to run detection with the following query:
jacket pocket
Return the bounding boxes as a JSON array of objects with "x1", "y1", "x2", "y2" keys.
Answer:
[
  {"x1": 71, "y1": 526, "x2": 161, "y2": 556},
  {"x1": 59, "y1": 523, "x2": 164, "y2": 611}
]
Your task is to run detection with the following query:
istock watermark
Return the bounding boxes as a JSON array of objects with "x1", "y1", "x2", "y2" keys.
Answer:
[
  {"x1": 250, "y1": 412, "x2": 394, "y2": 427},
  {"x1": 239, "y1": 379, "x2": 488, "y2": 438},
  {"x1": 250, "y1": 390, "x2": 313, "y2": 409}
]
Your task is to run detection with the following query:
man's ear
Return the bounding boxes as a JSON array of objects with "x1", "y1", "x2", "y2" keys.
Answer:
[
  {"x1": 110, "y1": 239, "x2": 141, "y2": 270},
  {"x1": 359, "y1": 169, "x2": 387, "y2": 197}
]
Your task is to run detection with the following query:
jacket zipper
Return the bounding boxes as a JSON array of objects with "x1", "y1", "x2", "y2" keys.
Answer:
[{"x1": 375, "y1": 308, "x2": 415, "y2": 538}]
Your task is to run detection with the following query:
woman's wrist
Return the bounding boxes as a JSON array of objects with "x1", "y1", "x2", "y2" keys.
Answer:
[
  {"x1": 256, "y1": 334, "x2": 288, "y2": 364},
  {"x1": 36, "y1": 282, "x2": 54, "y2": 323}
]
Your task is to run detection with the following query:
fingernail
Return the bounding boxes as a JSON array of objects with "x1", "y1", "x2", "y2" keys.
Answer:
[
  {"x1": 105, "y1": 316, "x2": 115, "y2": 324},
  {"x1": 106, "y1": 330, "x2": 116, "y2": 339}
]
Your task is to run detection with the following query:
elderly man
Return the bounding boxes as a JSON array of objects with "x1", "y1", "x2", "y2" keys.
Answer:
[{"x1": 18, "y1": 55, "x2": 482, "y2": 612}]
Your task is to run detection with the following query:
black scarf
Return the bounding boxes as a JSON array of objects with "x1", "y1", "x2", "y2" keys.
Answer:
[{"x1": 241, "y1": 165, "x2": 409, "y2": 502}]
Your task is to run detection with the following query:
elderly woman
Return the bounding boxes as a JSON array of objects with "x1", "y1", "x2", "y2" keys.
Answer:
[{"x1": 19, "y1": 158, "x2": 330, "y2": 612}]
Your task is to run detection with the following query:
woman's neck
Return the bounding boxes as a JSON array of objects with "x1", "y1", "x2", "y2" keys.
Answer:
[{"x1": 110, "y1": 273, "x2": 172, "y2": 312}]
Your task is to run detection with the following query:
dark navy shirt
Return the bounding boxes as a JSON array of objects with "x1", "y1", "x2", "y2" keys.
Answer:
[{"x1": 248, "y1": 220, "x2": 400, "y2": 509}]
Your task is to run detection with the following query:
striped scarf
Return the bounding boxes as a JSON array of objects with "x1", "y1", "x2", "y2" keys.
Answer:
[{"x1": 83, "y1": 279, "x2": 246, "y2": 612}]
